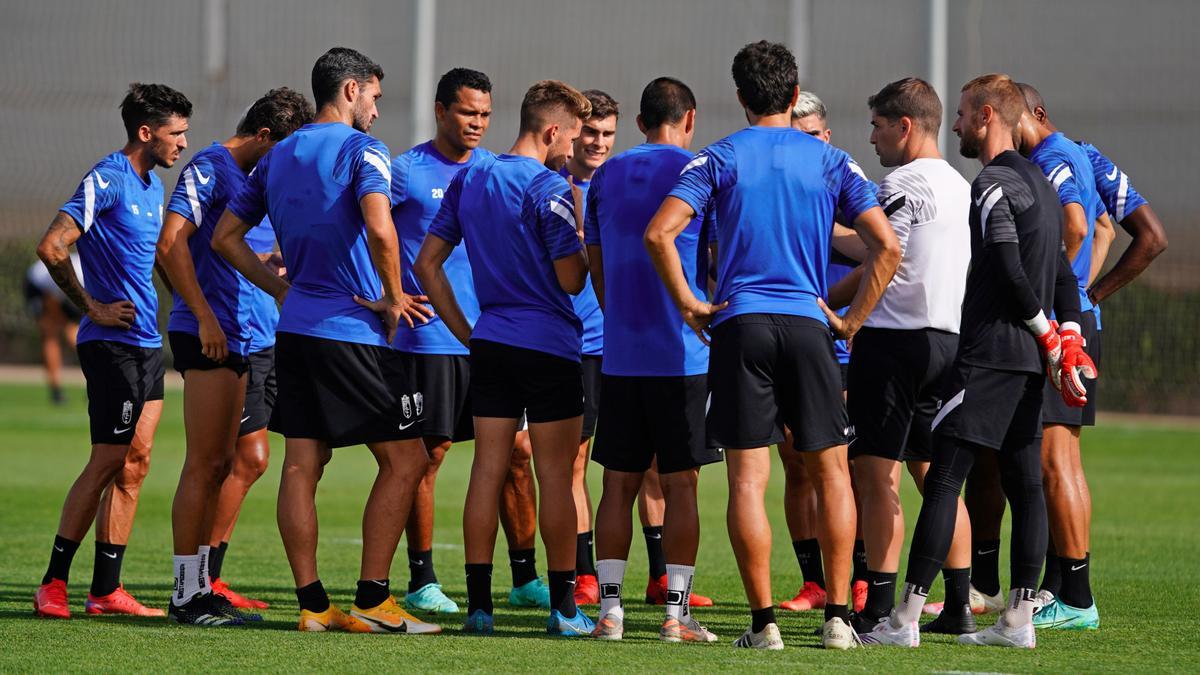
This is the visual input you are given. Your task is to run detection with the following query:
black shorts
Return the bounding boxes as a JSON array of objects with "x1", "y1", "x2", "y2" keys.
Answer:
[
  {"x1": 593, "y1": 374, "x2": 723, "y2": 474},
  {"x1": 848, "y1": 327, "x2": 958, "y2": 463},
  {"x1": 839, "y1": 362, "x2": 848, "y2": 392},
  {"x1": 270, "y1": 332, "x2": 422, "y2": 448},
  {"x1": 708, "y1": 314, "x2": 849, "y2": 452},
  {"x1": 469, "y1": 339, "x2": 583, "y2": 423},
  {"x1": 403, "y1": 353, "x2": 474, "y2": 442},
  {"x1": 78, "y1": 340, "x2": 165, "y2": 445},
  {"x1": 1041, "y1": 312, "x2": 1100, "y2": 427},
  {"x1": 239, "y1": 348, "x2": 276, "y2": 436},
  {"x1": 931, "y1": 362, "x2": 1044, "y2": 451},
  {"x1": 581, "y1": 355, "x2": 602, "y2": 439},
  {"x1": 169, "y1": 331, "x2": 249, "y2": 376}
]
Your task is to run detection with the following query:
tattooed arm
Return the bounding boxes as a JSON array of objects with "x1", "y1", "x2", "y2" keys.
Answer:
[{"x1": 36, "y1": 211, "x2": 135, "y2": 329}]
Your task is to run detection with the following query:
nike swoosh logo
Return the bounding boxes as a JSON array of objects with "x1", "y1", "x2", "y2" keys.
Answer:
[
  {"x1": 649, "y1": 534, "x2": 662, "y2": 540},
  {"x1": 398, "y1": 421, "x2": 416, "y2": 430},
  {"x1": 371, "y1": 580, "x2": 388, "y2": 586},
  {"x1": 975, "y1": 183, "x2": 1000, "y2": 207},
  {"x1": 412, "y1": 560, "x2": 424, "y2": 566},
  {"x1": 95, "y1": 172, "x2": 110, "y2": 189},
  {"x1": 102, "y1": 551, "x2": 118, "y2": 559},
  {"x1": 512, "y1": 558, "x2": 528, "y2": 563},
  {"x1": 113, "y1": 426, "x2": 131, "y2": 435},
  {"x1": 194, "y1": 168, "x2": 211, "y2": 185},
  {"x1": 241, "y1": 415, "x2": 251, "y2": 424},
  {"x1": 355, "y1": 613, "x2": 407, "y2": 632},
  {"x1": 54, "y1": 545, "x2": 64, "y2": 552},
  {"x1": 976, "y1": 548, "x2": 998, "y2": 555},
  {"x1": 1105, "y1": 166, "x2": 1119, "y2": 181},
  {"x1": 872, "y1": 580, "x2": 892, "y2": 586},
  {"x1": 1071, "y1": 563, "x2": 1088, "y2": 571}
]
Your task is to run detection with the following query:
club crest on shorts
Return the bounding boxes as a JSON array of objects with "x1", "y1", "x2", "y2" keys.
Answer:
[
  {"x1": 121, "y1": 400, "x2": 133, "y2": 425},
  {"x1": 401, "y1": 394, "x2": 412, "y2": 419},
  {"x1": 414, "y1": 391, "x2": 424, "y2": 416}
]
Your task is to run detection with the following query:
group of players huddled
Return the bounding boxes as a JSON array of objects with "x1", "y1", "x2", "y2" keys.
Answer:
[{"x1": 31, "y1": 40, "x2": 1167, "y2": 650}]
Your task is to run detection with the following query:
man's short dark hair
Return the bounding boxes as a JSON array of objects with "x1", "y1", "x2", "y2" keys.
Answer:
[
  {"x1": 435, "y1": 68, "x2": 492, "y2": 108},
  {"x1": 582, "y1": 90, "x2": 619, "y2": 120},
  {"x1": 119, "y1": 83, "x2": 192, "y2": 143},
  {"x1": 961, "y1": 73, "x2": 1025, "y2": 128},
  {"x1": 731, "y1": 41, "x2": 798, "y2": 116},
  {"x1": 237, "y1": 87, "x2": 315, "y2": 141},
  {"x1": 1015, "y1": 82, "x2": 1046, "y2": 115},
  {"x1": 311, "y1": 47, "x2": 384, "y2": 109},
  {"x1": 868, "y1": 77, "x2": 943, "y2": 134},
  {"x1": 639, "y1": 77, "x2": 696, "y2": 130}
]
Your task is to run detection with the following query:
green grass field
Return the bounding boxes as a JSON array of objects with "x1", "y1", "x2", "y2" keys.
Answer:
[{"x1": 1, "y1": 381, "x2": 1198, "y2": 672}]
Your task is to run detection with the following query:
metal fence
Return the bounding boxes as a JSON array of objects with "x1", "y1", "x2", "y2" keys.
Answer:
[{"x1": 1, "y1": 0, "x2": 1196, "y2": 413}]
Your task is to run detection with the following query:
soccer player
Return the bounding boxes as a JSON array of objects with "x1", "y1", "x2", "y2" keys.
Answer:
[
  {"x1": 830, "y1": 78, "x2": 975, "y2": 636},
  {"x1": 390, "y1": 67, "x2": 546, "y2": 613},
  {"x1": 213, "y1": 47, "x2": 438, "y2": 634},
  {"x1": 647, "y1": 41, "x2": 901, "y2": 650},
  {"x1": 414, "y1": 80, "x2": 594, "y2": 637},
  {"x1": 33, "y1": 83, "x2": 192, "y2": 619},
  {"x1": 585, "y1": 76, "x2": 722, "y2": 643},
  {"x1": 158, "y1": 87, "x2": 313, "y2": 623},
  {"x1": 24, "y1": 254, "x2": 83, "y2": 404},
  {"x1": 860, "y1": 73, "x2": 1094, "y2": 649},
  {"x1": 558, "y1": 88, "x2": 615, "y2": 606}
]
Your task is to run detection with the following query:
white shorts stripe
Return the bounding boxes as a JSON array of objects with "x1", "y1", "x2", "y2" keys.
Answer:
[{"x1": 930, "y1": 388, "x2": 966, "y2": 431}]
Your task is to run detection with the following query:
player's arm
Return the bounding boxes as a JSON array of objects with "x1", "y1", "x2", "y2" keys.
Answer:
[
  {"x1": 414, "y1": 233, "x2": 471, "y2": 346},
  {"x1": 36, "y1": 211, "x2": 135, "y2": 329},
  {"x1": 356, "y1": 192, "x2": 433, "y2": 342},
  {"x1": 213, "y1": 209, "x2": 290, "y2": 303},
  {"x1": 832, "y1": 222, "x2": 868, "y2": 262},
  {"x1": 582, "y1": 172, "x2": 604, "y2": 307},
  {"x1": 1089, "y1": 204, "x2": 1167, "y2": 303},
  {"x1": 587, "y1": 245, "x2": 605, "y2": 309},
  {"x1": 1061, "y1": 201, "x2": 1089, "y2": 262},
  {"x1": 645, "y1": 196, "x2": 728, "y2": 345},
  {"x1": 158, "y1": 211, "x2": 227, "y2": 362},
  {"x1": 819, "y1": 206, "x2": 901, "y2": 338},
  {"x1": 1087, "y1": 213, "x2": 1115, "y2": 287}
]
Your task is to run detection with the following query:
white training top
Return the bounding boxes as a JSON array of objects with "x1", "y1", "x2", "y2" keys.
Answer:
[
  {"x1": 26, "y1": 253, "x2": 82, "y2": 301},
  {"x1": 864, "y1": 158, "x2": 971, "y2": 333}
]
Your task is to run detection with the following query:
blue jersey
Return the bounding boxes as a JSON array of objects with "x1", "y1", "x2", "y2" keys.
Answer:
[
  {"x1": 428, "y1": 154, "x2": 583, "y2": 361},
  {"x1": 228, "y1": 122, "x2": 394, "y2": 347},
  {"x1": 166, "y1": 143, "x2": 263, "y2": 356},
  {"x1": 583, "y1": 144, "x2": 709, "y2": 377},
  {"x1": 1079, "y1": 142, "x2": 1147, "y2": 225},
  {"x1": 390, "y1": 142, "x2": 492, "y2": 355},
  {"x1": 826, "y1": 252, "x2": 855, "y2": 365},
  {"x1": 1028, "y1": 131, "x2": 1103, "y2": 315},
  {"x1": 560, "y1": 167, "x2": 604, "y2": 356},
  {"x1": 60, "y1": 151, "x2": 165, "y2": 347},
  {"x1": 668, "y1": 126, "x2": 878, "y2": 327},
  {"x1": 244, "y1": 216, "x2": 279, "y2": 352}
]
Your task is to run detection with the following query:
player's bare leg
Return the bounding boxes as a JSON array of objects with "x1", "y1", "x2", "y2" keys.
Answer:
[
  {"x1": 360, "y1": 438, "x2": 429, "y2": 581},
  {"x1": 726, "y1": 447, "x2": 774, "y2": 610},
  {"x1": 802, "y1": 444, "x2": 855, "y2": 612},
  {"x1": 1039, "y1": 423, "x2": 1095, "y2": 618},
  {"x1": 277, "y1": 438, "x2": 332, "y2": 588},
  {"x1": 211, "y1": 429, "x2": 271, "y2": 546},
  {"x1": 779, "y1": 441, "x2": 827, "y2": 611},
  {"x1": 95, "y1": 400, "x2": 161, "y2": 545}
]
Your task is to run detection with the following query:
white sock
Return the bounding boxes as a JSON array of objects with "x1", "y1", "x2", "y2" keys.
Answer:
[
  {"x1": 1001, "y1": 588, "x2": 1036, "y2": 627},
  {"x1": 665, "y1": 563, "x2": 695, "y2": 620},
  {"x1": 596, "y1": 558, "x2": 626, "y2": 619},
  {"x1": 891, "y1": 582, "x2": 928, "y2": 628},
  {"x1": 197, "y1": 545, "x2": 211, "y2": 588},
  {"x1": 172, "y1": 554, "x2": 203, "y2": 606}
]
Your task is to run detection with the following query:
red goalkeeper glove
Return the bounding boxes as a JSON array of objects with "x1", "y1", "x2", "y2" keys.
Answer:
[
  {"x1": 1056, "y1": 321, "x2": 1098, "y2": 407},
  {"x1": 1025, "y1": 312, "x2": 1062, "y2": 387}
]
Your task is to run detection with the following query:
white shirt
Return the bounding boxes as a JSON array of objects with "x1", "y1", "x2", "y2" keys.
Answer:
[{"x1": 864, "y1": 158, "x2": 971, "y2": 333}]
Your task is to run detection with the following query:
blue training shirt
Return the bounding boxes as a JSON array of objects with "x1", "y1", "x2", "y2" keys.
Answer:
[
  {"x1": 166, "y1": 142, "x2": 263, "y2": 356},
  {"x1": 668, "y1": 126, "x2": 878, "y2": 327},
  {"x1": 228, "y1": 122, "x2": 395, "y2": 347},
  {"x1": 560, "y1": 166, "x2": 604, "y2": 356},
  {"x1": 390, "y1": 141, "x2": 492, "y2": 355},
  {"x1": 244, "y1": 216, "x2": 279, "y2": 352},
  {"x1": 1027, "y1": 131, "x2": 1103, "y2": 315},
  {"x1": 60, "y1": 151, "x2": 165, "y2": 347},
  {"x1": 428, "y1": 154, "x2": 583, "y2": 361},
  {"x1": 584, "y1": 143, "x2": 709, "y2": 377}
]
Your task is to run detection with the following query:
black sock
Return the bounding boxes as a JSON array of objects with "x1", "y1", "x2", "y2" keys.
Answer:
[
  {"x1": 407, "y1": 549, "x2": 438, "y2": 593},
  {"x1": 862, "y1": 570, "x2": 897, "y2": 621},
  {"x1": 508, "y1": 549, "x2": 537, "y2": 588},
  {"x1": 1041, "y1": 552, "x2": 1063, "y2": 596},
  {"x1": 942, "y1": 567, "x2": 971, "y2": 610},
  {"x1": 825, "y1": 602, "x2": 850, "y2": 623},
  {"x1": 1058, "y1": 553, "x2": 1093, "y2": 608},
  {"x1": 576, "y1": 531, "x2": 596, "y2": 576},
  {"x1": 354, "y1": 578, "x2": 390, "y2": 610},
  {"x1": 548, "y1": 570, "x2": 578, "y2": 618},
  {"x1": 751, "y1": 606, "x2": 776, "y2": 633},
  {"x1": 208, "y1": 541, "x2": 228, "y2": 580},
  {"x1": 466, "y1": 563, "x2": 494, "y2": 615},
  {"x1": 792, "y1": 538, "x2": 825, "y2": 588},
  {"x1": 643, "y1": 526, "x2": 666, "y2": 579},
  {"x1": 90, "y1": 542, "x2": 126, "y2": 596},
  {"x1": 971, "y1": 538, "x2": 1002, "y2": 597},
  {"x1": 296, "y1": 580, "x2": 330, "y2": 613},
  {"x1": 43, "y1": 535, "x2": 80, "y2": 585},
  {"x1": 851, "y1": 539, "x2": 868, "y2": 584}
]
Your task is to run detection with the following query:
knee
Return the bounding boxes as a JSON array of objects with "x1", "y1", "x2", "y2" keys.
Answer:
[
  {"x1": 235, "y1": 449, "x2": 269, "y2": 482},
  {"x1": 119, "y1": 450, "x2": 152, "y2": 486},
  {"x1": 659, "y1": 470, "x2": 698, "y2": 500},
  {"x1": 509, "y1": 444, "x2": 532, "y2": 470}
]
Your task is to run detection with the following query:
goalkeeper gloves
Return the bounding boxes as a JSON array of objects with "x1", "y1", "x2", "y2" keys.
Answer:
[
  {"x1": 1056, "y1": 321, "x2": 1098, "y2": 407},
  {"x1": 1025, "y1": 311, "x2": 1063, "y2": 387}
]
